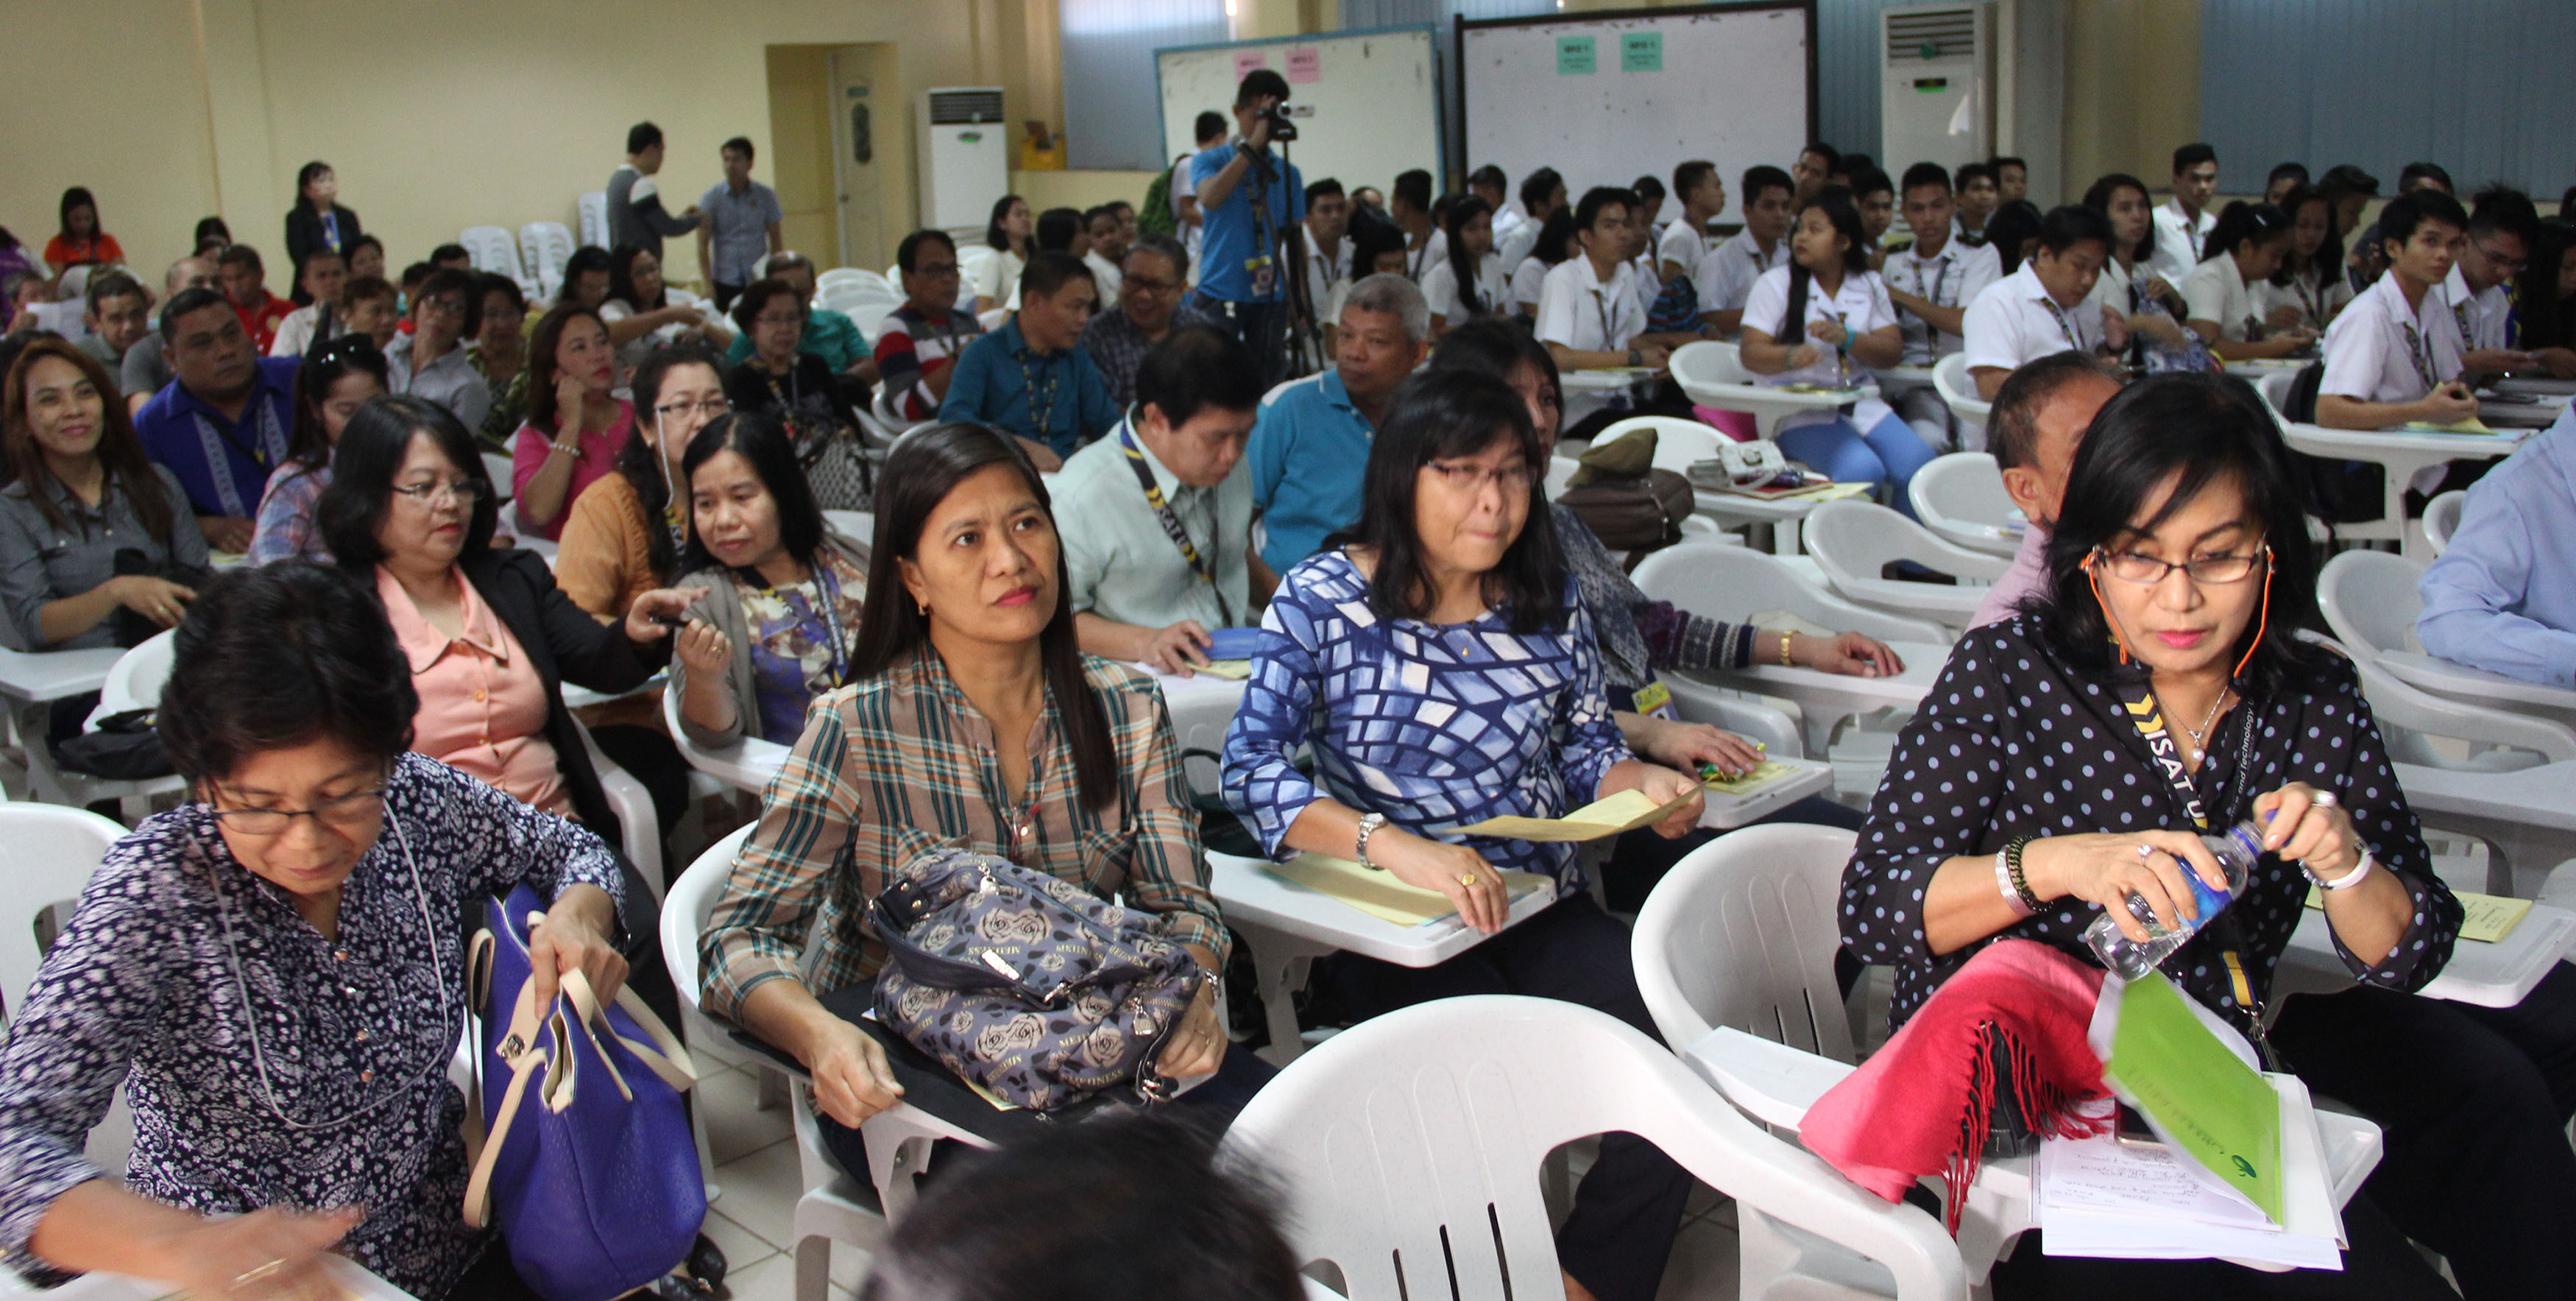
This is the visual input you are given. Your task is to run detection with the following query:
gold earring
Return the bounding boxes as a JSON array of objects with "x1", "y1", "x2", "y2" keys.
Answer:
[{"x1": 916, "y1": 600, "x2": 929, "y2": 616}]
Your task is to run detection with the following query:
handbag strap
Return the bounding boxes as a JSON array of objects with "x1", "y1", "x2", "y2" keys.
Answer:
[
  {"x1": 461, "y1": 975, "x2": 548, "y2": 1230},
  {"x1": 559, "y1": 965, "x2": 699, "y2": 1094}
]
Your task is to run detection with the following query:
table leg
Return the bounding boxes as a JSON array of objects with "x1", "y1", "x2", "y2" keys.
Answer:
[
  {"x1": 1774, "y1": 516, "x2": 1802, "y2": 556},
  {"x1": 1232, "y1": 921, "x2": 1332, "y2": 1067}
]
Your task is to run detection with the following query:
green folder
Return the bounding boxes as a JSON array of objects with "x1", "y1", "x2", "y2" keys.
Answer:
[{"x1": 2102, "y1": 970, "x2": 2285, "y2": 1225}]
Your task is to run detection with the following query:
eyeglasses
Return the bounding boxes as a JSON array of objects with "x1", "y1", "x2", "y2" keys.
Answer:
[
  {"x1": 416, "y1": 296, "x2": 466, "y2": 317},
  {"x1": 654, "y1": 397, "x2": 732, "y2": 420},
  {"x1": 1126, "y1": 275, "x2": 1183, "y2": 295},
  {"x1": 1423, "y1": 460, "x2": 1535, "y2": 494},
  {"x1": 2092, "y1": 544, "x2": 2269, "y2": 585},
  {"x1": 754, "y1": 312, "x2": 803, "y2": 328},
  {"x1": 912, "y1": 263, "x2": 961, "y2": 278},
  {"x1": 207, "y1": 785, "x2": 386, "y2": 836},
  {"x1": 392, "y1": 479, "x2": 484, "y2": 506},
  {"x1": 2471, "y1": 242, "x2": 2528, "y2": 275}
]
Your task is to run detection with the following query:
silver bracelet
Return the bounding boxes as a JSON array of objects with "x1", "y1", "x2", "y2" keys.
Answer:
[
  {"x1": 1995, "y1": 849, "x2": 2035, "y2": 917},
  {"x1": 2307, "y1": 845, "x2": 2377, "y2": 892},
  {"x1": 1355, "y1": 812, "x2": 1387, "y2": 871}
]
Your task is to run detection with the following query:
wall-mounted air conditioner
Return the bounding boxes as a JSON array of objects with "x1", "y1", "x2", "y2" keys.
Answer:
[
  {"x1": 919, "y1": 87, "x2": 1009, "y2": 234},
  {"x1": 1880, "y1": 4, "x2": 1992, "y2": 173}
]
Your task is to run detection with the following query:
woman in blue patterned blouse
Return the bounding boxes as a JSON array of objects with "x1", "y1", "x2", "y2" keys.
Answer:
[
  {"x1": 0, "y1": 563, "x2": 630, "y2": 1300},
  {"x1": 1221, "y1": 367, "x2": 1704, "y2": 1301}
]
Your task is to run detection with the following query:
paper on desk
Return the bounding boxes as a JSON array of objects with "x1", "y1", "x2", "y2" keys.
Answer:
[
  {"x1": 1457, "y1": 783, "x2": 1705, "y2": 842},
  {"x1": 2402, "y1": 415, "x2": 2498, "y2": 434},
  {"x1": 2039, "y1": 1075, "x2": 2346, "y2": 1270},
  {"x1": 1703, "y1": 759, "x2": 1800, "y2": 794},
  {"x1": 2302, "y1": 886, "x2": 2528, "y2": 943},
  {"x1": 1263, "y1": 853, "x2": 1552, "y2": 927},
  {"x1": 2103, "y1": 971, "x2": 2285, "y2": 1226},
  {"x1": 1188, "y1": 659, "x2": 1253, "y2": 680}
]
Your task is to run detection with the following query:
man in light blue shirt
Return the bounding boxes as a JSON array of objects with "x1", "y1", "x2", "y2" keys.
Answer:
[
  {"x1": 696, "y1": 136, "x2": 785, "y2": 312},
  {"x1": 1060, "y1": 326, "x2": 1267, "y2": 675},
  {"x1": 1247, "y1": 273, "x2": 1427, "y2": 573},
  {"x1": 2418, "y1": 403, "x2": 2576, "y2": 686},
  {"x1": 1190, "y1": 68, "x2": 1305, "y2": 389},
  {"x1": 939, "y1": 250, "x2": 1117, "y2": 466}
]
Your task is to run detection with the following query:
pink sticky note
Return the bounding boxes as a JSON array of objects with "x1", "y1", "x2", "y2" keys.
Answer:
[
  {"x1": 1287, "y1": 48, "x2": 1320, "y2": 84},
  {"x1": 1235, "y1": 50, "x2": 1269, "y2": 80}
]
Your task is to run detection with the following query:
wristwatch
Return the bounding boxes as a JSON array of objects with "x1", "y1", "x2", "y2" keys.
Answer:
[
  {"x1": 1627, "y1": 348, "x2": 1643, "y2": 367},
  {"x1": 1355, "y1": 812, "x2": 1388, "y2": 870}
]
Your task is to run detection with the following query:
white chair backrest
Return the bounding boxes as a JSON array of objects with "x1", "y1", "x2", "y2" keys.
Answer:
[
  {"x1": 1632, "y1": 824, "x2": 1860, "y2": 1061},
  {"x1": 577, "y1": 192, "x2": 609, "y2": 250},
  {"x1": 96, "y1": 630, "x2": 178, "y2": 719},
  {"x1": 2423, "y1": 490, "x2": 2466, "y2": 557},
  {"x1": 2301, "y1": 632, "x2": 2576, "y2": 766},
  {"x1": 1932, "y1": 353, "x2": 1991, "y2": 425},
  {"x1": 1907, "y1": 451, "x2": 2016, "y2": 535},
  {"x1": 1630, "y1": 542, "x2": 1949, "y2": 644},
  {"x1": 518, "y1": 222, "x2": 575, "y2": 300},
  {"x1": 1218, "y1": 995, "x2": 1965, "y2": 1301},
  {"x1": 1671, "y1": 339, "x2": 1752, "y2": 388},
  {"x1": 815, "y1": 268, "x2": 867, "y2": 294},
  {"x1": 1593, "y1": 415, "x2": 1725, "y2": 475},
  {"x1": 1807, "y1": 498, "x2": 2011, "y2": 588},
  {"x1": 977, "y1": 307, "x2": 1008, "y2": 332},
  {"x1": 1543, "y1": 454, "x2": 1581, "y2": 501},
  {"x1": 0, "y1": 805, "x2": 127, "y2": 1031},
  {"x1": 459, "y1": 226, "x2": 525, "y2": 282},
  {"x1": 481, "y1": 453, "x2": 516, "y2": 504},
  {"x1": 821, "y1": 509, "x2": 874, "y2": 545},
  {"x1": 2257, "y1": 370, "x2": 2300, "y2": 423},
  {"x1": 660, "y1": 824, "x2": 754, "y2": 1023},
  {"x1": 2317, "y1": 549, "x2": 2425, "y2": 660}
]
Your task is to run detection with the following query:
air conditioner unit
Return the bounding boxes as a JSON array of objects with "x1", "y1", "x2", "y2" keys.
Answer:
[
  {"x1": 919, "y1": 86, "x2": 1009, "y2": 233},
  {"x1": 1880, "y1": 4, "x2": 1992, "y2": 173}
]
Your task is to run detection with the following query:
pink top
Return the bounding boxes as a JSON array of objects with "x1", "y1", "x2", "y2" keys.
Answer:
[
  {"x1": 1970, "y1": 522, "x2": 2050, "y2": 630},
  {"x1": 509, "y1": 401, "x2": 632, "y2": 541},
  {"x1": 378, "y1": 565, "x2": 572, "y2": 818}
]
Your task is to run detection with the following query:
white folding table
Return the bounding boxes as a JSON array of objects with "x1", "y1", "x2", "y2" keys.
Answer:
[
  {"x1": 2394, "y1": 760, "x2": 2576, "y2": 899},
  {"x1": 2276, "y1": 423, "x2": 2525, "y2": 555},
  {"x1": 2277, "y1": 902, "x2": 2576, "y2": 1009},
  {"x1": 2377, "y1": 650, "x2": 2576, "y2": 727},
  {"x1": 0, "y1": 646, "x2": 132, "y2": 806},
  {"x1": 1677, "y1": 640, "x2": 1947, "y2": 756}
]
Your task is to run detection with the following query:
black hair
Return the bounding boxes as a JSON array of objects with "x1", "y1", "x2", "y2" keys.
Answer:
[
  {"x1": 1035, "y1": 207, "x2": 1083, "y2": 253},
  {"x1": 897, "y1": 229, "x2": 957, "y2": 276},
  {"x1": 2081, "y1": 173, "x2": 2157, "y2": 266},
  {"x1": 1235, "y1": 68, "x2": 1289, "y2": 107},
  {"x1": 1519, "y1": 168, "x2": 1564, "y2": 215},
  {"x1": 2519, "y1": 219, "x2": 2576, "y2": 353},
  {"x1": 347, "y1": 232, "x2": 383, "y2": 264},
  {"x1": 1848, "y1": 166, "x2": 1894, "y2": 201},
  {"x1": 729, "y1": 278, "x2": 802, "y2": 338},
  {"x1": 1352, "y1": 368, "x2": 1563, "y2": 635},
  {"x1": 2201, "y1": 201, "x2": 2291, "y2": 264},
  {"x1": 1992, "y1": 155, "x2": 2028, "y2": 177},
  {"x1": 1900, "y1": 161, "x2": 1953, "y2": 196},
  {"x1": 318, "y1": 395, "x2": 500, "y2": 572},
  {"x1": 985, "y1": 194, "x2": 1027, "y2": 253},
  {"x1": 1839, "y1": 152, "x2": 1875, "y2": 176},
  {"x1": 606, "y1": 244, "x2": 666, "y2": 311},
  {"x1": 1986, "y1": 201, "x2": 2048, "y2": 272},
  {"x1": 623, "y1": 341, "x2": 729, "y2": 580},
  {"x1": 1632, "y1": 174, "x2": 1667, "y2": 203},
  {"x1": 340, "y1": 275, "x2": 396, "y2": 312},
  {"x1": 2398, "y1": 161, "x2": 2453, "y2": 194},
  {"x1": 1988, "y1": 350, "x2": 2117, "y2": 472},
  {"x1": 293, "y1": 161, "x2": 335, "y2": 215},
  {"x1": 526, "y1": 304, "x2": 607, "y2": 433},
  {"x1": 413, "y1": 267, "x2": 484, "y2": 334},
  {"x1": 159, "y1": 286, "x2": 233, "y2": 345},
  {"x1": 2031, "y1": 373, "x2": 2326, "y2": 699},
  {"x1": 1304, "y1": 177, "x2": 1345, "y2": 205},
  {"x1": 1954, "y1": 161, "x2": 1997, "y2": 192},
  {"x1": 194, "y1": 216, "x2": 232, "y2": 248},
  {"x1": 1742, "y1": 165, "x2": 1795, "y2": 208},
  {"x1": 1083, "y1": 204, "x2": 1119, "y2": 233},
  {"x1": 1529, "y1": 205, "x2": 1580, "y2": 269},
  {"x1": 1774, "y1": 188, "x2": 1873, "y2": 342},
  {"x1": 557, "y1": 246, "x2": 612, "y2": 306},
  {"x1": 627, "y1": 121, "x2": 664, "y2": 155},
  {"x1": 1674, "y1": 160, "x2": 1718, "y2": 202},
  {"x1": 1019, "y1": 249, "x2": 1093, "y2": 303},
  {"x1": 2171, "y1": 142, "x2": 2217, "y2": 175},
  {"x1": 676, "y1": 412, "x2": 824, "y2": 580},
  {"x1": 158, "y1": 562, "x2": 420, "y2": 787},
  {"x1": 1801, "y1": 142, "x2": 1841, "y2": 172},
  {"x1": 1440, "y1": 195, "x2": 1493, "y2": 316},
  {"x1": 1393, "y1": 169, "x2": 1434, "y2": 214},
  {"x1": 292, "y1": 244, "x2": 344, "y2": 293},
  {"x1": 283, "y1": 336, "x2": 389, "y2": 474},
  {"x1": 1468, "y1": 164, "x2": 1507, "y2": 195},
  {"x1": 2465, "y1": 185, "x2": 2540, "y2": 243},
  {"x1": 57, "y1": 188, "x2": 99, "y2": 244},
  {"x1": 2267, "y1": 161, "x2": 2310, "y2": 191},
  {"x1": 847, "y1": 423, "x2": 1117, "y2": 809},
  {"x1": 216, "y1": 244, "x2": 265, "y2": 275},
  {"x1": 2269, "y1": 184, "x2": 2346, "y2": 296},
  {"x1": 430, "y1": 244, "x2": 470, "y2": 266},
  {"x1": 1427, "y1": 317, "x2": 1561, "y2": 440},
  {"x1": 2377, "y1": 191, "x2": 2469, "y2": 256},
  {"x1": 1136, "y1": 325, "x2": 1261, "y2": 429},
  {"x1": 1572, "y1": 187, "x2": 1630, "y2": 236},
  {"x1": 2037, "y1": 202, "x2": 2116, "y2": 258},
  {"x1": 854, "y1": 1113, "x2": 1302, "y2": 1301},
  {"x1": 1346, "y1": 210, "x2": 1410, "y2": 274},
  {"x1": 1193, "y1": 110, "x2": 1226, "y2": 144},
  {"x1": 4, "y1": 338, "x2": 177, "y2": 549},
  {"x1": 84, "y1": 270, "x2": 146, "y2": 316},
  {"x1": 721, "y1": 135, "x2": 754, "y2": 161},
  {"x1": 2318, "y1": 164, "x2": 2380, "y2": 202},
  {"x1": 477, "y1": 271, "x2": 526, "y2": 320}
]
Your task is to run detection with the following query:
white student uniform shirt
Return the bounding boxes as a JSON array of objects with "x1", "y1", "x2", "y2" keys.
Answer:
[
  {"x1": 1422, "y1": 250, "x2": 1508, "y2": 324},
  {"x1": 2319, "y1": 271, "x2": 2465, "y2": 406},
  {"x1": 1490, "y1": 205, "x2": 1529, "y2": 248},
  {"x1": 266, "y1": 305, "x2": 325, "y2": 359},
  {"x1": 1698, "y1": 230, "x2": 1789, "y2": 316},
  {"x1": 2444, "y1": 266, "x2": 2511, "y2": 353},
  {"x1": 1508, "y1": 258, "x2": 1551, "y2": 315},
  {"x1": 1741, "y1": 265, "x2": 1899, "y2": 433},
  {"x1": 1535, "y1": 256, "x2": 1644, "y2": 354},
  {"x1": 2147, "y1": 200, "x2": 2218, "y2": 286},
  {"x1": 1301, "y1": 227, "x2": 1353, "y2": 322},
  {"x1": 1083, "y1": 249, "x2": 1125, "y2": 300},
  {"x1": 2254, "y1": 270, "x2": 2352, "y2": 334},
  {"x1": 1406, "y1": 235, "x2": 1443, "y2": 283},
  {"x1": 1882, "y1": 237, "x2": 2001, "y2": 364},
  {"x1": 2181, "y1": 255, "x2": 2264, "y2": 341},
  {"x1": 1963, "y1": 263, "x2": 2103, "y2": 375},
  {"x1": 1496, "y1": 218, "x2": 1543, "y2": 277},
  {"x1": 1657, "y1": 221, "x2": 1710, "y2": 285}
]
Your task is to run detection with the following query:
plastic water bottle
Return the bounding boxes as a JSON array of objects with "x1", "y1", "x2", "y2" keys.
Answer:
[{"x1": 2082, "y1": 820, "x2": 2263, "y2": 980}]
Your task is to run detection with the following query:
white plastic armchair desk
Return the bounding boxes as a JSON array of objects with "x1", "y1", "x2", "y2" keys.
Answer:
[
  {"x1": 1805, "y1": 498, "x2": 2009, "y2": 632},
  {"x1": 458, "y1": 225, "x2": 528, "y2": 290},
  {"x1": 661, "y1": 681, "x2": 791, "y2": 798},
  {"x1": 2317, "y1": 551, "x2": 2576, "y2": 763},
  {"x1": 0, "y1": 805, "x2": 140, "y2": 1175},
  {"x1": 0, "y1": 645, "x2": 134, "y2": 808},
  {"x1": 1217, "y1": 994, "x2": 1969, "y2": 1301},
  {"x1": 2421, "y1": 490, "x2": 2465, "y2": 557},
  {"x1": 1670, "y1": 340, "x2": 1867, "y2": 440},
  {"x1": 1631, "y1": 543, "x2": 1947, "y2": 758},
  {"x1": 1931, "y1": 354, "x2": 1991, "y2": 443},
  {"x1": 518, "y1": 222, "x2": 574, "y2": 302},
  {"x1": 1906, "y1": 453, "x2": 2021, "y2": 557},
  {"x1": 2277, "y1": 420, "x2": 2522, "y2": 554}
]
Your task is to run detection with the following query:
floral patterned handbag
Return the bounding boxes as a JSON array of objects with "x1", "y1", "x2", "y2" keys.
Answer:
[{"x1": 868, "y1": 847, "x2": 1205, "y2": 1112}]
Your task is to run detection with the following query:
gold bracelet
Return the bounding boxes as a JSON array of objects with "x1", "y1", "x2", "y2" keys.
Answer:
[{"x1": 1778, "y1": 631, "x2": 1794, "y2": 666}]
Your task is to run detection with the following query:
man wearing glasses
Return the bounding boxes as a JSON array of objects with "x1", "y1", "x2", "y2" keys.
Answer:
[
  {"x1": 387, "y1": 267, "x2": 490, "y2": 432},
  {"x1": 873, "y1": 230, "x2": 986, "y2": 422},
  {"x1": 2446, "y1": 187, "x2": 2542, "y2": 382},
  {"x1": 1080, "y1": 233, "x2": 1220, "y2": 408}
]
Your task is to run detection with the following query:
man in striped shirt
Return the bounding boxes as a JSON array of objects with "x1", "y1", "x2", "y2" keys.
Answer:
[{"x1": 873, "y1": 229, "x2": 988, "y2": 422}]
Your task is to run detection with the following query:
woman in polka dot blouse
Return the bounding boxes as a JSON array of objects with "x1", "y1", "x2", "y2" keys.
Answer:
[{"x1": 1844, "y1": 373, "x2": 2576, "y2": 1297}]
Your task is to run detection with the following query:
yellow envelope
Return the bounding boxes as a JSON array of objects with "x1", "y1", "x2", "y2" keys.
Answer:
[
  {"x1": 1456, "y1": 783, "x2": 1707, "y2": 842},
  {"x1": 1264, "y1": 853, "x2": 1552, "y2": 927},
  {"x1": 2403, "y1": 416, "x2": 2498, "y2": 434},
  {"x1": 2303, "y1": 887, "x2": 2527, "y2": 944},
  {"x1": 1704, "y1": 759, "x2": 1800, "y2": 794},
  {"x1": 1189, "y1": 659, "x2": 1253, "y2": 680}
]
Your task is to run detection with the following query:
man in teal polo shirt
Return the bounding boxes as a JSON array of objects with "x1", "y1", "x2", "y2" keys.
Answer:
[
  {"x1": 722, "y1": 250, "x2": 866, "y2": 376},
  {"x1": 1246, "y1": 273, "x2": 1428, "y2": 573},
  {"x1": 940, "y1": 251, "x2": 1118, "y2": 468}
]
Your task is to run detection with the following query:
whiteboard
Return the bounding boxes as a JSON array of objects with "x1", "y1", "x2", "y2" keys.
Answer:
[
  {"x1": 1460, "y1": 4, "x2": 1811, "y2": 208},
  {"x1": 1156, "y1": 27, "x2": 1443, "y2": 200}
]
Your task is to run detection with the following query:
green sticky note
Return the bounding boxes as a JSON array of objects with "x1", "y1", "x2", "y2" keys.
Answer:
[
  {"x1": 2103, "y1": 970, "x2": 2285, "y2": 1224},
  {"x1": 1621, "y1": 31, "x2": 1663, "y2": 72},
  {"x1": 1557, "y1": 35, "x2": 1596, "y2": 74}
]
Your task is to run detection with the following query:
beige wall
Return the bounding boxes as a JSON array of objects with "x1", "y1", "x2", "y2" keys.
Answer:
[{"x1": 2063, "y1": 0, "x2": 2202, "y2": 196}]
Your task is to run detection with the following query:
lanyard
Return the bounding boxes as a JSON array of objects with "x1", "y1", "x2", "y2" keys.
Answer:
[
  {"x1": 2452, "y1": 296, "x2": 2475, "y2": 351},
  {"x1": 766, "y1": 558, "x2": 851, "y2": 690},
  {"x1": 2039, "y1": 295, "x2": 2084, "y2": 350},
  {"x1": 2400, "y1": 321, "x2": 2440, "y2": 390},
  {"x1": 1593, "y1": 286, "x2": 1620, "y2": 350},
  {"x1": 1016, "y1": 349, "x2": 1063, "y2": 436},
  {"x1": 1117, "y1": 422, "x2": 1231, "y2": 627},
  {"x1": 765, "y1": 367, "x2": 804, "y2": 442},
  {"x1": 2112, "y1": 675, "x2": 2270, "y2": 1039}
]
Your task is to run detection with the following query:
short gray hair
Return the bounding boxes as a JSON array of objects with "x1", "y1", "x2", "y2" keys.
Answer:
[
  {"x1": 1342, "y1": 272, "x2": 1429, "y2": 342},
  {"x1": 1125, "y1": 232, "x2": 1189, "y2": 283},
  {"x1": 762, "y1": 250, "x2": 815, "y2": 278}
]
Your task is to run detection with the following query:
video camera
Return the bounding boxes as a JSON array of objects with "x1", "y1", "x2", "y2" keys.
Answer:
[{"x1": 1260, "y1": 102, "x2": 1299, "y2": 144}]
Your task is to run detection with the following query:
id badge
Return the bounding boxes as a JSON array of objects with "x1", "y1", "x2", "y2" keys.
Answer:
[
  {"x1": 1627, "y1": 680, "x2": 1680, "y2": 722},
  {"x1": 1246, "y1": 253, "x2": 1276, "y2": 298}
]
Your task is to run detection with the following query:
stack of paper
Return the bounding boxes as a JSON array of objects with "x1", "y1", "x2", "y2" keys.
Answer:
[{"x1": 1262, "y1": 854, "x2": 1551, "y2": 927}]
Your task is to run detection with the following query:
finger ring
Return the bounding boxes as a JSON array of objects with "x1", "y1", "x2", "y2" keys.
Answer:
[
  {"x1": 1458, "y1": 872, "x2": 1483, "y2": 888},
  {"x1": 234, "y1": 1259, "x2": 289, "y2": 1287},
  {"x1": 2137, "y1": 845, "x2": 2155, "y2": 861},
  {"x1": 2311, "y1": 791, "x2": 2340, "y2": 809}
]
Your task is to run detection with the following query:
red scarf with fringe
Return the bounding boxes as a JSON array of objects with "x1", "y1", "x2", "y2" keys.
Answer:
[{"x1": 1800, "y1": 939, "x2": 2113, "y2": 1231}]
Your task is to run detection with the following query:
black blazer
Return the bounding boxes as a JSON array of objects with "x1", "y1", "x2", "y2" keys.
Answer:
[
  {"x1": 456, "y1": 546, "x2": 668, "y2": 846},
  {"x1": 283, "y1": 204, "x2": 365, "y2": 298}
]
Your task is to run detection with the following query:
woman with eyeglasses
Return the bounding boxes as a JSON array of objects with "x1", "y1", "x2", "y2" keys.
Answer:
[
  {"x1": 1220, "y1": 367, "x2": 1707, "y2": 1301},
  {"x1": 249, "y1": 337, "x2": 388, "y2": 565},
  {"x1": 555, "y1": 343, "x2": 729, "y2": 624},
  {"x1": 0, "y1": 561, "x2": 628, "y2": 1300},
  {"x1": 1843, "y1": 373, "x2": 2576, "y2": 1299},
  {"x1": 725, "y1": 277, "x2": 870, "y2": 510}
]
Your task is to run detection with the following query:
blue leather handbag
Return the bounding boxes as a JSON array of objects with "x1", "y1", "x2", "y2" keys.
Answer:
[{"x1": 465, "y1": 884, "x2": 705, "y2": 1301}]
